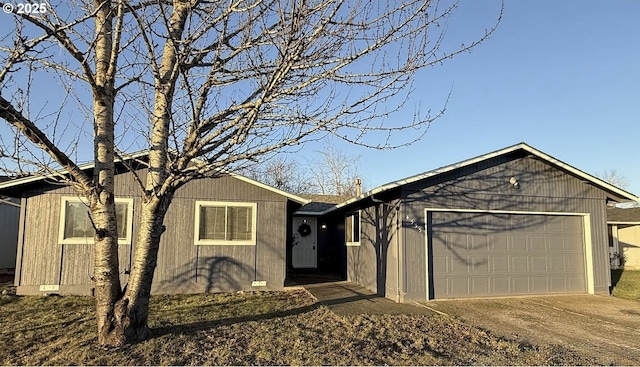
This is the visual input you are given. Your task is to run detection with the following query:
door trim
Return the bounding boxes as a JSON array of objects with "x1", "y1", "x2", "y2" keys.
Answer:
[{"x1": 423, "y1": 208, "x2": 594, "y2": 300}]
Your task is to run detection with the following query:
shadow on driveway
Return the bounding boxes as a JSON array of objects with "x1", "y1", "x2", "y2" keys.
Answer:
[
  {"x1": 303, "y1": 281, "x2": 435, "y2": 317},
  {"x1": 421, "y1": 295, "x2": 640, "y2": 365}
]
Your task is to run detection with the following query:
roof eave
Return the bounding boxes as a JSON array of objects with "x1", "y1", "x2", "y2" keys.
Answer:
[{"x1": 326, "y1": 143, "x2": 640, "y2": 213}]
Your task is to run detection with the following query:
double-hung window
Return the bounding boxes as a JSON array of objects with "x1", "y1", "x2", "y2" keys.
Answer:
[
  {"x1": 59, "y1": 197, "x2": 133, "y2": 245},
  {"x1": 195, "y1": 201, "x2": 257, "y2": 245},
  {"x1": 346, "y1": 210, "x2": 361, "y2": 246}
]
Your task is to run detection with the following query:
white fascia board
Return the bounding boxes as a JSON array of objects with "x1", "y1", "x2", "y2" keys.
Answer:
[
  {"x1": 328, "y1": 142, "x2": 640, "y2": 214},
  {"x1": 518, "y1": 144, "x2": 640, "y2": 202},
  {"x1": 330, "y1": 143, "x2": 528, "y2": 212},
  {"x1": 184, "y1": 157, "x2": 310, "y2": 205},
  {"x1": 227, "y1": 172, "x2": 310, "y2": 204},
  {"x1": 0, "y1": 152, "x2": 311, "y2": 204}
]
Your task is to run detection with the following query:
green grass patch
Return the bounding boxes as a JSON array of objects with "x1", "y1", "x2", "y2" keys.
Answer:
[
  {"x1": 611, "y1": 270, "x2": 640, "y2": 301},
  {"x1": 0, "y1": 289, "x2": 602, "y2": 365}
]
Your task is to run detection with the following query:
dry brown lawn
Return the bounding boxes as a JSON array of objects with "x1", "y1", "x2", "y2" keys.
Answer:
[{"x1": 0, "y1": 284, "x2": 601, "y2": 365}]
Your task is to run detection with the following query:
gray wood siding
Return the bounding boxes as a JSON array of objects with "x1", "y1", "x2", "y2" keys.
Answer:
[
  {"x1": 19, "y1": 192, "x2": 133, "y2": 288},
  {"x1": 347, "y1": 203, "x2": 400, "y2": 299},
  {"x1": 400, "y1": 155, "x2": 614, "y2": 300},
  {"x1": 347, "y1": 208, "x2": 377, "y2": 292},
  {"x1": 153, "y1": 197, "x2": 286, "y2": 294},
  {"x1": 19, "y1": 193, "x2": 64, "y2": 286},
  {"x1": 16, "y1": 169, "x2": 289, "y2": 294}
]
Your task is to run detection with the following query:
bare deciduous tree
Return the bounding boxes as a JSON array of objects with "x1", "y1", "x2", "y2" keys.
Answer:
[
  {"x1": 240, "y1": 155, "x2": 310, "y2": 194},
  {"x1": 306, "y1": 143, "x2": 363, "y2": 196},
  {"x1": 598, "y1": 169, "x2": 629, "y2": 190},
  {"x1": 241, "y1": 144, "x2": 364, "y2": 195},
  {"x1": 0, "y1": 0, "x2": 501, "y2": 346}
]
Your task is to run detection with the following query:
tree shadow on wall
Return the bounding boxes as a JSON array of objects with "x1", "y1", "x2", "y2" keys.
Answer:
[
  {"x1": 153, "y1": 256, "x2": 251, "y2": 294},
  {"x1": 360, "y1": 202, "x2": 397, "y2": 297},
  {"x1": 359, "y1": 154, "x2": 596, "y2": 299}
]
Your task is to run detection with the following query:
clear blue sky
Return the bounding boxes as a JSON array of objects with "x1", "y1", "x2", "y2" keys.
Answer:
[{"x1": 305, "y1": 0, "x2": 640, "y2": 197}]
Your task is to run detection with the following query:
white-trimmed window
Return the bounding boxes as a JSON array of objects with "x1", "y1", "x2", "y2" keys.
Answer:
[
  {"x1": 346, "y1": 210, "x2": 361, "y2": 246},
  {"x1": 195, "y1": 201, "x2": 257, "y2": 245},
  {"x1": 59, "y1": 197, "x2": 133, "y2": 245}
]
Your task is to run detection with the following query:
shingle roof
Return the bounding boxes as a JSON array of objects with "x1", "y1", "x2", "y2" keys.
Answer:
[
  {"x1": 608, "y1": 207, "x2": 640, "y2": 223},
  {"x1": 294, "y1": 194, "x2": 353, "y2": 214},
  {"x1": 298, "y1": 194, "x2": 353, "y2": 204}
]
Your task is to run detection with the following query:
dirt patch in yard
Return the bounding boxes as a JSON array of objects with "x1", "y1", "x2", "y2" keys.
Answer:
[{"x1": 422, "y1": 294, "x2": 640, "y2": 365}]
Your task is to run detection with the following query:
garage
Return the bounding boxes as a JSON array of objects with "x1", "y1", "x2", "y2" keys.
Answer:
[
  {"x1": 428, "y1": 210, "x2": 588, "y2": 299},
  {"x1": 341, "y1": 143, "x2": 638, "y2": 302}
]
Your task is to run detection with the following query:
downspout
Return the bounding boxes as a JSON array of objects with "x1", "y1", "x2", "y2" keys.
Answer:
[{"x1": 395, "y1": 201, "x2": 401, "y2": 303}]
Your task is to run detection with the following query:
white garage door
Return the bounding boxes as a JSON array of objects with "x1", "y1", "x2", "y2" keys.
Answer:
[{"x1": 428, "y1": 211, "x2": 587, "y2": 299}]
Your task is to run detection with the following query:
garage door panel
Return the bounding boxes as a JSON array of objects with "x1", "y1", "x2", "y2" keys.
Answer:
[
  {"x1": 567, "y1": 275, "x2": 586, "y2": 290},
  {"x1": 549, "y1": 276, "x2": 567, "y2": 292},
  {"x1": 470, "y1": 235, "x2": 489, "y2": 251},
  {"x1": 489, "y1": 235, "x2": 509, "y2": 251},
  {"x1": 491, "y1": 256, "x2": 510, "y2": 272},
  {"x1": 531, "y1": 276, "x2": 548, "y2": 293},
  {"x1": 492, "y1": 277, "x2": 509, "y2": 292},
  {"x1": 544, "y1": 216, "x2": 563, "y2": 231},
  {"x1": 447, "y1": 233, "x2": 468, "y2": 251},
  {"x1": 471, "y1": 277, "x2": 490, "y2": 294},
  {"x1": 432, "y1": 255, "x2": 448, "y2": 273},
  {"x1": 564, "y1": 217, "x2": 583, "y2": 232},
  {"x1": 511, "y1": 276, "x2": 529, "y2": 293},
  {"x1": 430, "y1": 211, "x2": 586, "y2": 299},
  {"x1": 548, "y1": 236, "x2": 564, "y2": 250},
  {"x1": 511, "y1": 256, "x2": 529, "y2": 272},
  {"x1": 565, "y1": 257, "x2": 585, "y2": 272},
  {"x1": 471, "y1": 257, "x2": 489, "y2": 273},
  {"x1": 529, "y1": 236, "x2": 546, "y2": 251},
  {"x1": 548, "y1": 256, "x2": 566, "y2": 271},
  {"x1": 450, "y1": 277, "x2": 470, "y2": 295},
  {"x1": 530, "y1": 256, "x2": 547, "y2": 272},
  {"x1": 510, "y1": 235, "x2": 528, "y2": 251},
  {"x1": 449, "y1": 256, "x2": 469, "y2": 273}
]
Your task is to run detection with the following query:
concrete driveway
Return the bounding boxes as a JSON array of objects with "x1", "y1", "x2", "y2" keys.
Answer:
[{"x1": 420, "y1": 295, "x2": 640, "y2": 365}]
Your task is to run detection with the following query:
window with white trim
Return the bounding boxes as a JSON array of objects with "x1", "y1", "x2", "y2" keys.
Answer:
[
  {"x1": 195, "y1": 201, "x2": 257, "y2": 245},
  {"x1": 59, "y1": 197, "x2": 133, "y2": 245},
  {"x1": 346, "y1": 210, "x2": 361, "y2": 246}
]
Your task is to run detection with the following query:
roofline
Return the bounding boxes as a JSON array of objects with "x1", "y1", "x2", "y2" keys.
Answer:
[
  {"x1": 226, "y1": 172, "x2": 309, "y2": 204},
  {"x1": 517, "y1": 144, "x2": 640, "y2": 201},
  {"x1": 0, "y1": 152, "x2": 310, "y2": 205},
  {"x1": 607, "y1": 221, "x2": 640, "y2": 225},
  {"x1": 0, "y1": 151, "x2": 150, "y2": 191},
  {"x1": 326, "y1": 142, "x2": 640, "y2": 213}
]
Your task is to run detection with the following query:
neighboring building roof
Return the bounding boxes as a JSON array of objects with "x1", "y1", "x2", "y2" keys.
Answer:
[
  {"x1": 321, "y1": 142, "x2": 640, "y2": 215},
  {"x1": 0, "y1": 152, "x2": 310, "y2": 205},
  {"x1": 608, "y1": 207, "x2": 640, "y2": 224},
  {"x1": 298, "y1": 194, "x2": 353, "y2": 205}
]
